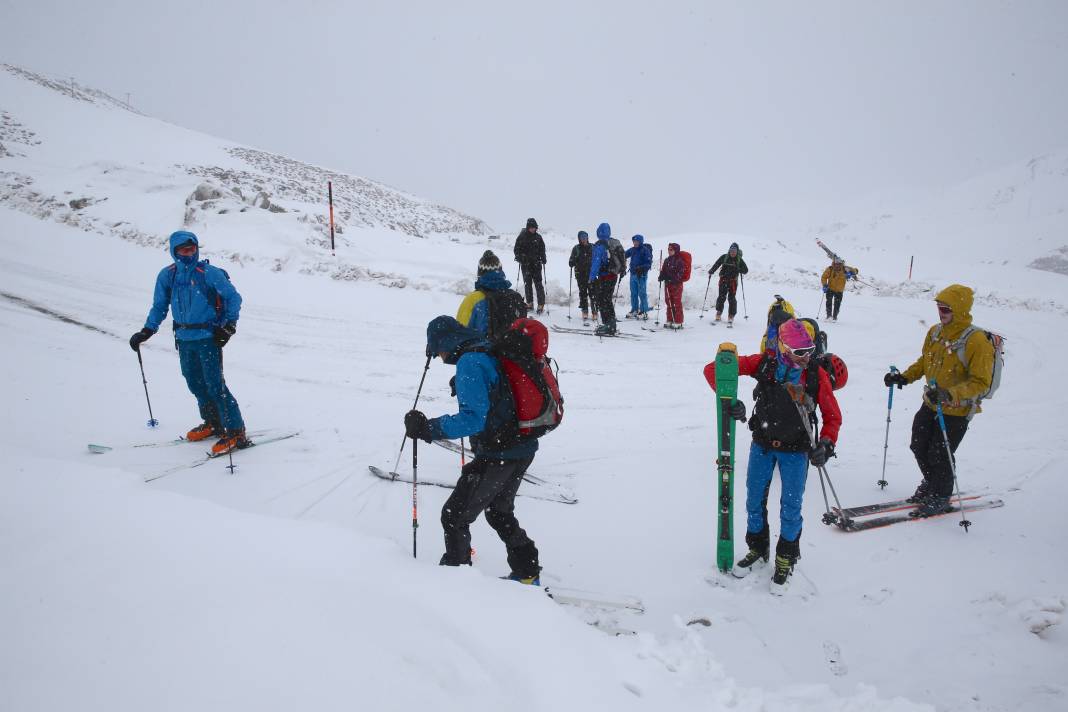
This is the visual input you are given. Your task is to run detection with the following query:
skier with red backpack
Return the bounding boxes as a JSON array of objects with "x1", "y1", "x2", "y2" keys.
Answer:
[
  {"x1": 404, "y1": 315, "x2": 563, "y2": 584},
  {"x1": 657, "y1": 242, "x2": 691, "y2": 329}
]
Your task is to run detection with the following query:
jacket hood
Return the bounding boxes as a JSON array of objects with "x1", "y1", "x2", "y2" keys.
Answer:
[
  {"x1": 169, "y1": 230, "x2": 199, "y2": 263},
  {"x1": 934, "y1": 284, "x2": 974, "y2": 334},
  {"x1": 596, "y1": 223, "x2": 611, "y2": 240},
  {"x1": 426, "y1": 316, "x2": 489, "y2": 364},
  {"x1": 475, "y1": 269, "x2": 512, "y2": 292},
  {"x1": 577, "y1": 231, "x2": 589, "y2": 243},
  {"x1": 631, "y1": 234, "x2": 644, "y2": 246},
  {"x1": 668, "y1": 242, "x2": 681, "y2": 253}
]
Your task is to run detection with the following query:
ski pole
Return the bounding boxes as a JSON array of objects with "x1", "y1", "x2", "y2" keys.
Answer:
[
  {"x1": 817, "y1": 291, "x2": 825, "y2": 319},
  {"x1": 740, "y1": 274, "x2": 749, "y2": 319},
  {"x1": 878, "y1": 365, "x2": 900, "y2": 489},
  {"x1": 392, "y1": 355, "x2": 432, "y2": 477},
  {"x1": 567, "y1": 267, "x2": 573, "y2": 320},
  {"x1": 654, "y1": 250, "x2": 663, "y2": 325},
  {"x1": 933, "y1": 380, "x2": 971, "y2": 532},
  {"x1": 135, "y1": 348, "x2": 160, "y2": 428},
  {"x1": 795, "y1": 402, "x2": 850, "y2": 527},
  {"x1": 412, "y1": 436, "x2": 419, "y2": 558},
  {"x1": 699, "y1": 272, "x2": 712, "y2": 319}
]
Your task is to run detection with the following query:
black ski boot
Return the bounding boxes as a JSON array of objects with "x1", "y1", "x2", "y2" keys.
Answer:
[
  {"x1": 909, "y1": 494, "x2": 952, "y2": 518},
  {"x1": 770, "y1": 536, "x2": 800, "y2": 596},
  {"x1": 732, "y1": 528, "x2": 770, "y2": 579},
  {"x1": 906, "y1": 480, "x2": 931, "y2": 504}
]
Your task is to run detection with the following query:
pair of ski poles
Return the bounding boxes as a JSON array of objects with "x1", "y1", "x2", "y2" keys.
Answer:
[{"x1": 700, "y1": 273, "x2": 749, "y2": 320}]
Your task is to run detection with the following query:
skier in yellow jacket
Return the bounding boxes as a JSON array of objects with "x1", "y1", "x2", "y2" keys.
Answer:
[
  {"x1": 820, "y1": 258, "x2": 859, "y2": 322},
  {"x1": 883, "y1": 285, "x2": 995, "y2": 517}
]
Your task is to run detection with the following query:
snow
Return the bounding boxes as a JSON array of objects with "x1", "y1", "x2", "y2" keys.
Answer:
[{"x1": 2, "y1": 64, "x2": 1066, "y2": 711}]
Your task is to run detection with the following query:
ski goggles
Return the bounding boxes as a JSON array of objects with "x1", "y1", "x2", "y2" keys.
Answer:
[
  {"x1": 937, "y1": 303, "x2": 953, "y2": 316},
  {"x1": 782, "y1": 343, "x2": 816, "y2": 358}
]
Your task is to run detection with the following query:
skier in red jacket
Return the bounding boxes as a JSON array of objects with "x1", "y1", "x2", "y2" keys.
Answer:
[{"x1": 704, "y1": 319, "x2": 842, "y2": 594}]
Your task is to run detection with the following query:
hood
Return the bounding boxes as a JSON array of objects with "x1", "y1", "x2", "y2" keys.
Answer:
[
  {"x1": 475, "y1": 269, "x2": 512, "y2": 292},
  {"x1": 934, "y1": 284, "x2": 975, "y2": 335},
  {"x1": 169, "y1": 230, "x2": 199, "y2": 264},
  {"x1": 596, "y1": 223, "x2": 611, "y2": 240},
  {"x1": 668, "y1": 242, "x2": 681, "y2": 254},
  {"x1": 426, "y1": 316, "x2": 488, "y2": 364},
  {"x1": 631, "y1": 234, "x2": 644, "y2": 246},
  {"x1": 577, "y1": 230, "x2": 589, "y2": 243}
]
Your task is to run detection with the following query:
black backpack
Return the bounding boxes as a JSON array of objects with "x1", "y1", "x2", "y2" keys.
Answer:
[{"x1": 482, "y1": 289, "x2": 528, "y2": 340}]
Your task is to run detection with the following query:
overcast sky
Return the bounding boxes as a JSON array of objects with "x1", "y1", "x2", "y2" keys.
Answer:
[{"x1": 3, "y1": 0, "x2": 1067, "y2": 235}]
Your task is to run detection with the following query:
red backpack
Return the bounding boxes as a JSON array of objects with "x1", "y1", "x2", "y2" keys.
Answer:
[
  {"x1": 680, "y1": 251, "x2": 693, "y2": 282},
  {"x1": 493, "y1": 318, "x2": 564, "y2": 439}
]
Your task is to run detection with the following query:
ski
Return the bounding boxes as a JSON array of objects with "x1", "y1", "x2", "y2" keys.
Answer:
[
  {"x1": 205, "y1": 431, "x2": 301, "y2": 458},
  {"x1": 714, "y1": 342, "x2": 739, "y2": 572},
  {"x1": 544, "y1": 586, "x2": 644, "y2": 613},
  {"x1": 431, "y1": 440, "x2": 562, "y2": 487},
  {"x1": 550, "y1": 325, "x2": 643, "y2": 340},
  {"x1": 89, "y1": 428, "x2": 281, "y2": 453},
  {"x1": 838, "y1": 498, "x2": 1004, "y2": 532},
  {"x1": 145, "y1": 431, "x2": 301, "y2": 482},
  {"x1": 815, "y1": 238, "x2": 844, "y2": 262},
  {"x1": 833, "y1": 492, "x2": 982, "y2": 519},
  {"x1": 367, "y1": 466, "x2": 578, "y2": 505}
]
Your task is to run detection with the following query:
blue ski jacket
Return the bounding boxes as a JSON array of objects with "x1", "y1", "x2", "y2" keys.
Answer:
[
  {"x1": 589, "y1": 222, "x2": 614, "y2": 281},
  {"x1": 424, "y1": 316, "x2": 537, "y2": 460},
  {"x1": 144, "y1": 231, "x2": 241, "y2": 342},
  {"x1": 625, "y1": 235, "x2": 653, "y2": 275}
]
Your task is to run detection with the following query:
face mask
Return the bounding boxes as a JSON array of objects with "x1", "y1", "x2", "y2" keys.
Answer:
[{"x1": 177, "y1": 252, "x2": 196, "y2": 265}]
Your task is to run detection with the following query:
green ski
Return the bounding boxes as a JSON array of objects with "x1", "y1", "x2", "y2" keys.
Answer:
[{"x1": 714, "y1": 342, "x2": 739, "y2": 572}]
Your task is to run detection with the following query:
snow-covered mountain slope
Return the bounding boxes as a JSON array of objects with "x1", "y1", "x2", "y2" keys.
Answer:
[{"x1": 3, "y1": 64, "x2": 1066, "y2": 711}]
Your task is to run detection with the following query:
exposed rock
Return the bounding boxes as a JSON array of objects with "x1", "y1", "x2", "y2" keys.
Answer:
[{"x1": 69, "y1": 197, "x2": 90, "y2": 210}]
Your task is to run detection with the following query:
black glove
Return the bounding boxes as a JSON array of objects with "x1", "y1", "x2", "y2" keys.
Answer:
[
  {"x1": 657, "y1": 274, "x2": 666, "y2": 282},
  {"x1": 404, "y1": 409, "x2": 433, "y2": 443},
  {"x1": 925, "y1": 385, "x2": 953, "y2": 405},
  {"x1": 727, "y1": 399, "x2": 747, "y2": 422},
  {"x1": 809, "y1": 438, "x2": 835, "y2": 467},
  {"x1": 214, "y1": 321, "x2": 237, "y2": 347},
  {"x1": 449, "y1": 375, "x2": 457, "y2": 397},
  {"x1": 883, "y1": 371, "x2": 908, "y2": 388},
  {"x1": 129, "y1": 327, "x2": 153, "y2": 351}
]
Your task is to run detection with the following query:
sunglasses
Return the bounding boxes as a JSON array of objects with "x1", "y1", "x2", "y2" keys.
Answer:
[
  {"x1": 175, "y1": 244, "x2": 197, "y2": 254},
  {"x1": 784, "y1": 344, "x2": 816, "y2": 358}
]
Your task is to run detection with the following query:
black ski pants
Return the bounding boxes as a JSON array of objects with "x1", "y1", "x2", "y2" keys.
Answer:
[
  {"x1": 593, "y1": 275, "x2": 617, "y2": 327},
  {"x1": 574, "y1": 270, "x2": 592, "y2": 313},
  {"x1": 715, "y1": 278, "x2": 738, "y2": 318},
  {"x1": 520, "y1": 262, "x2": 545, "y2": 308},
  {"x1": 825, "y1": 290, "x2": 843, "y2": 319},
  {"x1": 440, "y1": 455, "x2": 540, "y2": 577},
  {"x1": 909, "y1": 405, "x2": 969, "y2": 497}
]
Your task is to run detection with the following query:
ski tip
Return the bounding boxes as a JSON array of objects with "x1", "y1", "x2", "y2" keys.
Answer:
[{"x1": 87, "y1": 444, "x2": 113, "y2": 454}]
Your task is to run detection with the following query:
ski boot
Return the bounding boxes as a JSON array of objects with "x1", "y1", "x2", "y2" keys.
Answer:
[
  {"x1": 624, "y1": 311, "x2": 638, "y2": 319},
  {"x1": 639, "y1": 311, "x2": 649, "y2": 321},
  {"x1": 186, "y1": 422, "x2": 221, "y2": 442},
  {"x1": 211, "y1": 428, "x2": 250, "y2": 456},
  {"x1": 715, "y1": 312, "x2": 723, "y2": 322},
  {"x1": 581, "y1": 311, "x2": 590, "y2": 322},
  {"x1": 594, "y1": 324, "x2": 616, "y2": 337},
  {"x1": 909, "y1": 494, "x2": 952, "y2": 518},
  {"x1": 906, "y1": 480, "x2": 930, "y2": 504},
  {"x1": 769, "y1": 536, "x2": 800, "y2": 596},
  {"x1": 732, "y1": 549, "x2": 769, "y2": 579},
  {"x1": 536, "y1": 305, "x2": 545, "y2": 315},
  {"x1": 502, "y1": 572, "x2": 541, "y2": 586}
]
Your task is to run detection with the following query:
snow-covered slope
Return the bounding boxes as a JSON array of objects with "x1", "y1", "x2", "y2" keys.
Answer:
[{"x1": 2, "y1": 65, "x2": 1066, "y2": 712}]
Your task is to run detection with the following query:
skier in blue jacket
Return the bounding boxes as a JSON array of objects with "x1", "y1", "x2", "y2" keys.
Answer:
[
  {"x1": 404, "y1": 316, "x2": 541, "y2": 583},
  {"x1": 624, "y1": 234, "x2": 653, "y2": 319},
  {"x1": 129, "y1": 231, "x2": 248, "y2": 455},
  {"x1": 588, "y1": 222, "x2": 624, "y2": 335}
]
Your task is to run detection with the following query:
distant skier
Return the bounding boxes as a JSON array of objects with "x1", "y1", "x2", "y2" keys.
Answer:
[
  {"x1": 624, "y1": 234, "x2": 653, "y2": 320},
  {"x1": 128, "y1": 230, "x2": 248, "y2": 455},
  {"x1": 456, "y1": 250, "x2": 527, "y2": 339},
  {"x1": 404, "y1": 316, "x2": 542, "y2": 583},
  {"x1": 708, "y1": 242, "x2": 748, "y2": 325},
  {"x1": 513, "y1": 218, "x2": 547, "y2": 314},
  {"x1": 568, "y1": 231, "x2": 595, "y2": 322},
  {"x1": 704, "y1": 319, "x2": 842, "y2": 594},
  {"x1": 820, "y1": 257, "x2": 859, "y2": 322},
  {"x1": 883, "y1": 285, "x2": 995, "y2": 517},
  {"x1": 657, "y1": 242, "x2": 687, "y2": 329},
  {"x1": 588, "y1": 222, "x2": 625, "y2": 336}
]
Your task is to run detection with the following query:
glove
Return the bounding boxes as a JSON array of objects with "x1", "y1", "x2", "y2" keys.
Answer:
[
  {"x1": 822, "y1": 285, "x2": 829, "y2": 293},
  {"x1": 213, "y1": 321, "x2": 237, "y2": 347},
  {"x1": 636, "y1": 268, "x2": 647, "y2": 277},
  {"x1": 925, "y1": 385, "x2": 953, "y2": 405},
  {"x1": 884, "y1": 372, "x2": 908, "y2": 388},
  {"x1": 129, "y1": 327, "x2": 153, "y2": 351},
  {"x1": 726, "y1": 399, "x2": 747, "y2": 422},
  {"x1": 404, "y1": 410, "x2": 433, "y2": 443},
  {"x1": 449, "y1": 375, "x2": 457, "y2": 397},
  {"x1": 657, "y1": 274, "x2": 666, "y2": 282},
  {"x1": 809, "y1": 438, "x2": 835, "y2": 467},
  {"x1": 846, "y1": 270, "x2": 856, "y2": 279}
]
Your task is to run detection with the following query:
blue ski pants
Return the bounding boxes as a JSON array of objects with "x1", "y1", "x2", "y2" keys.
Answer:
[
  {"x1": 177, "y1": 337, "x2": 245, "y2": 432},
  {"x1": 629, "y1": 272, "x2": 649, "y2": 314},
  {"x1": 745, "y1": 443, "x2": 809, "y2": 541}
]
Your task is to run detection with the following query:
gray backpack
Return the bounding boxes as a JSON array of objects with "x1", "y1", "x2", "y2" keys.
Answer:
[
  {"x1": 931, "y1": 324, "x2": 1005, "y2": 414},
  {"x1": 605, "y1": 238, "x2": 625, "y2": 275}
]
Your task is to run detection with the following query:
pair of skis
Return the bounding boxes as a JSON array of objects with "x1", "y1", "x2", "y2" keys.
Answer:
[
  {"x1": 831, "y1": 493, "x2": 1004, "y2": 532},
  {"x1": 550, "y1": 324, "x2": 644, "y2": 340}
]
